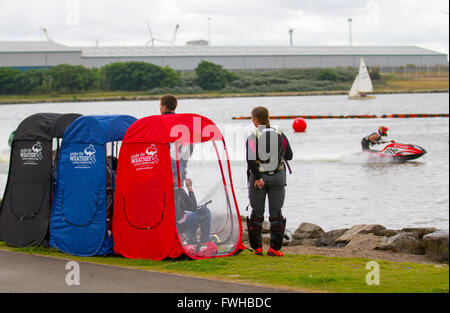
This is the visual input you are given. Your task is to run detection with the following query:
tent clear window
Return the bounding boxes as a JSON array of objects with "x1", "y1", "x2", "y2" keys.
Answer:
[{"x1": 171, "y1": 140, "x2": 240, "y2": 258}]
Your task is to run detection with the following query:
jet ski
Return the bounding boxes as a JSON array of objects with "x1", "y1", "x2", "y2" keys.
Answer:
[{"x1": 364, "y1": 142, "x2": 427, "y2": 161}]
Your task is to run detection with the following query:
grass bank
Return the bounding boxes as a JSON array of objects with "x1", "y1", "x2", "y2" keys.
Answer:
[
  {"x1": 0, "y1": 77, "x2": 448, "y2": 105},
  {"x1": 375, "y1": 76, "x2": 449, "y2": 92},
  {"x1": 0, "y1": 242, "x2": 448, "y2": 293}
]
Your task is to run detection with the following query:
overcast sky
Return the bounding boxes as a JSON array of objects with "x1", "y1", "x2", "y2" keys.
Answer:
[{"x1": 0, "y1": 0, "x2": 448, "y2": 54}]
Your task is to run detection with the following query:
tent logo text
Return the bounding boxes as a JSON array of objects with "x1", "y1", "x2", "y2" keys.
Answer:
[
  {"x1": 70, "y1": 144, "x2": 97, "y2": 167},
  {"x1": 131, "y1": 144, "x2": 159, "y2": 169},
  {"x1": 20, "y1": 141, "x2": 43, "y2": 164}
]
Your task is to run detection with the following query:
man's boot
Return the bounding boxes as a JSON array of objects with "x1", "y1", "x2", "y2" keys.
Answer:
[
  {"x1": 268, "y1": 216, "x2": 286, "y2": 257},
  {"x1": 247, "y1": 215, "x2": 264, "y2": 256}
]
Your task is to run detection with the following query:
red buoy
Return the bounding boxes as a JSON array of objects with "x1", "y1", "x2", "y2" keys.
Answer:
[{"x1": 292, "y1": 118, "x2": 307, "y2": 133}]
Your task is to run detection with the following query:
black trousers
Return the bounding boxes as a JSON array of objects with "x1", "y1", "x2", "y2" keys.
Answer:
[
  {"x1": 248, "y1": 169, "x2": 287, "y2": 250},
  {"x1": 248, "y1": 169, "x2": 286, "y2": 220},
  {"x1": 361, "y1": 138, "x2": 371, "y2": 151}
]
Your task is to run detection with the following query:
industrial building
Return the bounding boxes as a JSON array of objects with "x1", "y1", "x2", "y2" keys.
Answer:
[
  {"x1": 0, "y1": 41, "x2": 82, "y2": 70},
  {"x1": 0, "y1": 41, "x2": 448, "y2": 71}
]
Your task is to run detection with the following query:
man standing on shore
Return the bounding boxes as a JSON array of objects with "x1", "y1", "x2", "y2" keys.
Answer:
[
  {"x1": 160, "y1": 94, "x2": 178, "y2": 115},
  {"x1": 161, "y1": 94, "x2": 194, "y2": 186}
]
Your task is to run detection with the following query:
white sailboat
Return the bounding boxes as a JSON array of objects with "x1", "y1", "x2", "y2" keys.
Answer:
[{"x1": 348, "y1": 57, "x2": 375, "y2": 99}]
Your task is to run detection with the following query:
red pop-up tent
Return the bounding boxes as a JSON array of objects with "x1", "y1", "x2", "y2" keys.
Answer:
[{"x1": 112, "y1": 113, "x2": 245, "y2": 260}]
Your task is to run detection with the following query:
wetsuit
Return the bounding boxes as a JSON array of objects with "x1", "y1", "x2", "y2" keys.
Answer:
[
  {"x1": 246, "y1": 126, "x2": 293, "y2": 251},
  {"x1": 361, "y1": 132, "x2": 381, "y2": 151}
]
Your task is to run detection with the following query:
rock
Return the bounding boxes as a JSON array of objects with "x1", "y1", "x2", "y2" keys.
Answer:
[
  {"x1": 400, "y1": 227, "x2": 437, "y2": 240},
  {"x1": 282, "y1": 230, "x2": 297, "y2": 246},
  {"x1": 300, "y1": 239, "x2": 319, "y2": 246},
  {"x1": 293, "y1": 222, "x2": 325, "y2": 240},
  {"x1": 283, "y1": 240, "x2": 297, "y2": 246},
  {"x1": 377, "y1": 232, "x2": 425, "y2": 255},
  {"x1": 262, "y1": 234, "x2": 271, "y2": 245},
  {"x1": 284, "y1": 229, "x2": 293, "y2": 241},
  {"x1": 316, "y1": 229, "x2": 348, "y2": 247},
  {"x1": 345, "y1": 234, "x2": 384, "y2": 250},
  {"x1": 284, "y1": 238, "x2": 318, "y2": 247},
  {"x1": 422, "y1": 231, "x2": 449, "y2": 261},
  {"x1": 242, "y1": 230, "x2": 249, "y2": 242},
  {"x1": 303, "y1": 238, "x2": 319, "y2": 246},
  {"x1": 336, "y1": 224, "x2": 387, "y2": 244},
  {"x1": 261, "y1": 222, "x2": 271, "y2": 234},
  {"x1": 377, "y1": 229, "x2": 401, "y2": 238}
]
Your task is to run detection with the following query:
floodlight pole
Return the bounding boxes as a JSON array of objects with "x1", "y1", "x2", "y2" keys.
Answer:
[
  {"x1": 289, "y1": 29, "x2": 294, "y2": 46},
  {"x1": 208, "y1": 17, "x2": 212, "y2": 45},
  {"x1": 348, "y1": 18, "x2": 353, "y2": 46}
]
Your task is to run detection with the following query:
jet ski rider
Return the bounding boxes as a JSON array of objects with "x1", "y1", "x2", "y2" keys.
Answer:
[{"x1": 361, "y1": 126, "x2": 394, "y2": 151}]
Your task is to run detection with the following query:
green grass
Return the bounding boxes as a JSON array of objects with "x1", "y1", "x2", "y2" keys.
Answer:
[
  {"x1": 0, "y1": 90, "x2": 157, "y2": 102},
  {"x1": 0, "y1": 76, "x2": 448, "y2": 105},
  {"x1": 0, "y1": 241, "x2": 448, "y2": 293},
  {"x1": 0, "y1": 89, "x2": 346, "y2": 103}
]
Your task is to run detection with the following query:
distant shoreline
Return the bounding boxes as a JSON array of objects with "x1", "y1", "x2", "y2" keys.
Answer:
[{"x1": 0, "y1": 88, "x2": 448, "y2": 106}]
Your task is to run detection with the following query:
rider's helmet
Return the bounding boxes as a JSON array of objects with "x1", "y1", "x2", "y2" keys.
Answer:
[{"x1": 378, "y1": 126, "x2": 389, "y2": 137}]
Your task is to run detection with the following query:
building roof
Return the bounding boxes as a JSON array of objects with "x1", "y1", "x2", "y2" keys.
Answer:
[
  {"x1": 0, "y1": 41, "x2": 81, "y2": 53},
  {"x1": 78, "y1": 45, "x2": 445, "y2": 58},
  {"x1": 0, "y1": 41, "x2": 445, "y2": 58}
]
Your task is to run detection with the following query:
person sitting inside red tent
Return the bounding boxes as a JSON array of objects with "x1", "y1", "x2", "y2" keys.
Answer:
[{"x1": 172, "y1": 160, "x2": 217, "y2": 256}]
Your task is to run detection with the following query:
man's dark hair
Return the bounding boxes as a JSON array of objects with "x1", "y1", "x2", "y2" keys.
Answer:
[
  {"x1": 251, "y1": 106, "x2": 270, "y2": 127},
  {"x1": 160, "y1": 94, "x2": 178, "y2": 112}
]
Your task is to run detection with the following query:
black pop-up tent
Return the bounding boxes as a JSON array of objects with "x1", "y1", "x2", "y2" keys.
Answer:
[{"x1": 0, "y1": 113, "x2": 81, "y2": 247}]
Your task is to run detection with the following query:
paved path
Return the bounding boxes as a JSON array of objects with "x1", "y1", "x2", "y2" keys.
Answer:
[{"x1": 0, "y1": 250, "x2": 292, "y2": 293}]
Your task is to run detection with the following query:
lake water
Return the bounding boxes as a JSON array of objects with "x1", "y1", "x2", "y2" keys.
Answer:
[{"x1": 0, "y1": 93, "x2": 448, "y2": 232}]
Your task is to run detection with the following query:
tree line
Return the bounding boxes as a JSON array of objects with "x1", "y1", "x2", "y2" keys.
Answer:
[{"x1": 0, "y1": 60, "x2": 377, "y2": 95}]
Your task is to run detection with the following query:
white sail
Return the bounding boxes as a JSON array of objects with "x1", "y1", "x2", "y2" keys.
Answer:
[
  {"x1": 357, "y1": 58, "x2": 373, "y2": 93},
  {"x1": 348, "y1": 73, "x2": 360, "y2": 97},
  {"x1": 348, "y1": 57, "x2": 373, "y2": 97}
]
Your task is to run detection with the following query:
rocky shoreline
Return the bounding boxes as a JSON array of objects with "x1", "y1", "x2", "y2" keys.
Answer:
[
  {"x1": 1, "y1": 195, "x2": 448, "y2": 264},
  {"x1": 241, "y1": 217, "x2": 449, "y2": 264}
]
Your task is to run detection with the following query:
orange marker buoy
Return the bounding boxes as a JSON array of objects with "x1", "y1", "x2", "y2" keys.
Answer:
[{"x1": 292, "y1": 118, "x2": 307, "y2": 133}]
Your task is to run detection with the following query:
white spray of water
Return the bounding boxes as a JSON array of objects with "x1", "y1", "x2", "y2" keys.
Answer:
[{"x1": 0, "y1": 149, "x2": 11, "y2": 176}]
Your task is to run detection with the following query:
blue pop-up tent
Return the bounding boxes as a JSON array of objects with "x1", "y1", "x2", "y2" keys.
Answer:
[{"x1": 49, "y1": 115, "x2": 137, "y2": 256}]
